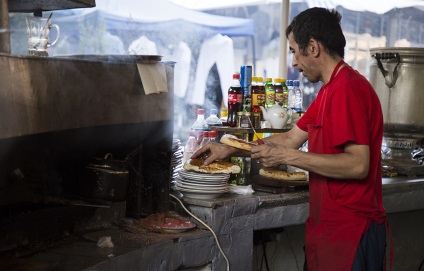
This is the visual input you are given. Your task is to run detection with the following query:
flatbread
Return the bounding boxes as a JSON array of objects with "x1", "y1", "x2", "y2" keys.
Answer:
[
  {"x1": 220, "y1": 134, "x2": 257, "y2": 151},
  {"x1": 184, "y1": 158, "x2": 241, "y2": 174},
  {"x1": 259, "y1": 167, "x2": 307, "y2": 181}
]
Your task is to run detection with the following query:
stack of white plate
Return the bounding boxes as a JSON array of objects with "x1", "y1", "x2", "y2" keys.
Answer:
[
  {"x1": 174, "y1": 169, "x2": 230, "y2": 200},
  {"x1": 171, "y1": 138, "x2": 183, "y2": 181}
]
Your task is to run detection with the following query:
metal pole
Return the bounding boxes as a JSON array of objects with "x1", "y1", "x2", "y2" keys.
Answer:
[
  {"x1": 0, "y1": 0, "x2": 11, "y2": 54},
  {"x1": 279, "y1": 0, "x2": 290, "y2": 78}
]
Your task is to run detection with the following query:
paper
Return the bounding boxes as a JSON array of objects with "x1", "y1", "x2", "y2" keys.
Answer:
[{"x1": 136, "y1": 62, "x2": 168, "y2": 95}]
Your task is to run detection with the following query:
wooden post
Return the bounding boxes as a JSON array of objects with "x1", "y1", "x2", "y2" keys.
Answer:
[{"x1": 0, "y1": 0, "x2": 11, "y2": 54}]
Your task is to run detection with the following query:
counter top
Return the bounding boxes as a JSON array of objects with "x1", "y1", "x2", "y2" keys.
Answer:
[{"x1": 4, "y1": 177, "x2": 424, "y2": 271}]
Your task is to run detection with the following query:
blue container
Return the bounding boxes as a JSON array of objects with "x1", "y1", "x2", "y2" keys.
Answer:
[{"x1": 240, "y1": 65, "x2": 252, "y2": 89}]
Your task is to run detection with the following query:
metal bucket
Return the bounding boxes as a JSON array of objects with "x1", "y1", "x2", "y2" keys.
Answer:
[{"x1": 369, "y1": 47, "x2": 424, "y2": 141}]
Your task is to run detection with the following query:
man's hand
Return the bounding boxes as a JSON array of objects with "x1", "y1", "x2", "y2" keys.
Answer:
[
  {"x1": 251, "y1": 141, "x2": 292, "y2": 168},
  {"x1": 191, "y1": 142, "x2": 239, "y2": 165}
]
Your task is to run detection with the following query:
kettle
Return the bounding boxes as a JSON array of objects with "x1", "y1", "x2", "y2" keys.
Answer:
[{"x1": 260, "y1": 103, "x2": 292, "y2": 129}]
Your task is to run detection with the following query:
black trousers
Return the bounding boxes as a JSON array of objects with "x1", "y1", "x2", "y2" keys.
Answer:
[{"x1": 304, "y1": 221, "x2": 386, "y2": 271}]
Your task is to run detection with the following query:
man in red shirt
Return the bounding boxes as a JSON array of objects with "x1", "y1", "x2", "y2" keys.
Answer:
[{"x1": 193, "y1": 7, "x2": 386, "y2": 271}]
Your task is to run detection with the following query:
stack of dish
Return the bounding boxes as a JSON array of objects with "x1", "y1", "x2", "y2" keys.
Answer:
[
  {"x1": 171, "y1": 138, "x2": 183, "y2": 181},
  {"x1": 174, "y1": 169, "x2": 230, "y2": 200}
]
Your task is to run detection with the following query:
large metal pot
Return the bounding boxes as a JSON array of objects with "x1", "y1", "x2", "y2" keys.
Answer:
[
  {"x1": 369, "y1": 47, "x2": 424, "y2": 140},
  {"x1": 79, "y1": 153, "x2": 129, "y2": 202}
]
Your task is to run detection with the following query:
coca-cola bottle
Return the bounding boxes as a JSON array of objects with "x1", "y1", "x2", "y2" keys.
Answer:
[{"x1": 228, "y1": 73, "x2": 242, "y2": 127}]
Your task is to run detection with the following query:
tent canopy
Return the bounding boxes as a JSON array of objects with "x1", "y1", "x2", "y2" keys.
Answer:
[
  {"x1": 54, "y1": 0, "x2": 254, "y2": 37},
  {"x1": 169, "y1": 0, "x2": 424, "y2": 14}
]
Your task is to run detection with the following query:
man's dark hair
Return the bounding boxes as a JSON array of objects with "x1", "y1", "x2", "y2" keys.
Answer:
[{"x1": 285, "y1": 7, "x2": 346, "y2": 58}]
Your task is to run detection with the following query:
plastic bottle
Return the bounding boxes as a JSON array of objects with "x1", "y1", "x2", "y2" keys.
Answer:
[
  {"x1": 182, "y1": 131, "x2": 197, "y2": 164},
  {"x1": 293, "y1": 80, "x2": 303, "y2": 112},
  {"x1": 264, "y1": 77, "x2": 275, "y2": 108},
  {"x1": 205, "y1": 108, "x2": 222, "y2": 127},
  {"x1": 274, "y1": 78, "x2": 283, "y2": 106},
  {"x1": 209, "y1": 130, "x2": 219, "y2": 142},
  {"x1": 228, "y1": 73, "x2": 242, "y2": 127},
  {"x1": 220, "y1": 106, "x2": 228, "y2": 126},
  {"x1": 287, "y1": 80, "x2": 295, "y2": 109},
  {"x1": 199, "y1": 131, "x2": 210, "y2": 149},
  {"x1": 281, "y1": 79, "x2": 289, "y2": 108},
  {"x1": 191, "y1": 108, "x2": 207, "y2": 144},
  {"x1": 240, "y1": 65, "x2": 252, "y2": 113},
  {"x1": 252, "y1": 76, "x2": 265, "y2": 114}
]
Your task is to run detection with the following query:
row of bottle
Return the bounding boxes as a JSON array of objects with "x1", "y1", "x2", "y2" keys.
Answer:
[
  {"x1": 182, "y1": 130, "x2": 219, "y2": 164},
  {"x1": 228, "y1": 71, "x2": 303, "y2": 127}
]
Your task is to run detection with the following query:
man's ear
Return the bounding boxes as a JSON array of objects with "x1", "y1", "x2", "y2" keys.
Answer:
[{"x1": 309, "y1": 39, "x2": 320, "y2": 56}]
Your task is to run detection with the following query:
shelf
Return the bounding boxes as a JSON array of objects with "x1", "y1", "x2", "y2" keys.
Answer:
[{"x1": 209, "y1": 126, "x2": 290, "y2": 134}]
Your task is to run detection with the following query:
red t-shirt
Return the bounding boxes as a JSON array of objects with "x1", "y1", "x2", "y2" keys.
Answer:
[{"x1": 297, "y1": 65, "x2": 386, "y2": 222}]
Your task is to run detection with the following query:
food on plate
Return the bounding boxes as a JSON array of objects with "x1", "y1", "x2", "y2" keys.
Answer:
[
  {"x1": 184, "y1": 158, "x2": 241, "y2": 174},
  {"x1": 139, "y1": 211, "x2": 196, "y2": 233},
  {"x1": 259, "y1": 167, "x2": 307, "y2": 181},
  {"x1": 382, "y1": 165, "x2": 397, "y2": 177},
  {"x1": 220, "y1": 134, "x2": 257, "y2": 151}
]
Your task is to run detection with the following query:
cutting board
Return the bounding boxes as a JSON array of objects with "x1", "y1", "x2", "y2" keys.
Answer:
[{"x1": 251, "y1": 175, "x2": 309, "y2": 193}]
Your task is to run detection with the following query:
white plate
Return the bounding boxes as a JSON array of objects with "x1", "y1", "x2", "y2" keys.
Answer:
[
  {"x1": 176, "y1": 186, "x2": 228, "y2": 193},
  {"x1": 181, "y1": 191, "x2": 225, "y2": 200},
  {"x1": 176, "y1": 178, "x2": 228, "y2": 187},
  {"x1": 179, "y1": 170, "x2": 229, "y2": 181},
  {"x1": 175, "y1": 182, "x2": 228, "y2": 191},
  {"x1": 176, "y1": 176, "x2": 227, "y2": 185}
]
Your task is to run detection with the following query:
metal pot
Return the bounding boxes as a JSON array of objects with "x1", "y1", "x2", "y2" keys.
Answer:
[
  {"x1": 79, "y1": 153, "x2": 129, "y2": 202},
  {"x1": 369, "y1": 47, "x2": 424, "y2": 140}
]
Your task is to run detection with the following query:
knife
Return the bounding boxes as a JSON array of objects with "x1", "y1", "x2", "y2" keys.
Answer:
[{"x1": 247, "y1": 115, "x2": 264, "y2": 145}]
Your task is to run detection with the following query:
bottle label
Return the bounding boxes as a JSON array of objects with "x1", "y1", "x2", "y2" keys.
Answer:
[
  {"x1": 266, "y1": 92, "x2": 275, "y2": 106},
  {"x1": 236, "y1": 94, "x2": 243, "y2": 104},
  {"x1": 228, "y1": 93, "x2": 238, "y2": 103},
  {"x1": 252, "y1": 94, "x2": 265, "y2": 107}
]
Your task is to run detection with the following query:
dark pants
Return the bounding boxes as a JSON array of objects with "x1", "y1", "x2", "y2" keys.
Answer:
[{"x1": 304, "y1": 222, "x2": 386, "y2": 271}]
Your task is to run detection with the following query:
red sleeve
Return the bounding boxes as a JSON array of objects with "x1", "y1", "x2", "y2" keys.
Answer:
[
  {"x1": 296, "y1": 99, "x2": 318, "y2": 132},
  {"x1": 331, "y1": 81, "x2": 370, "y2": 148}
]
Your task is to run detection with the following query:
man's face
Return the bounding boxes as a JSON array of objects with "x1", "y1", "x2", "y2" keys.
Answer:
[{"x1": 288, "y1": 33, "x2": 319, "y2": 83}]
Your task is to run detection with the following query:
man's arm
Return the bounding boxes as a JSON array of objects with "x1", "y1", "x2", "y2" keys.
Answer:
[{"x1": 252, "y1": 134, "x2": 370, "y2": 180}]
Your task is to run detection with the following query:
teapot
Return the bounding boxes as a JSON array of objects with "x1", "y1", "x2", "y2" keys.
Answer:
[{"x1": 260, "y1": 103, "x2": 292, "y2": 129}]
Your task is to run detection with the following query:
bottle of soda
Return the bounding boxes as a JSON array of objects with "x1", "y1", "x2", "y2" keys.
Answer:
[
  {"x1": 228, "y1": 73, "x2": 242, "y2": 127},
  {"x1": 264, "y1": 77, "x2": 275, "y2": 108}
]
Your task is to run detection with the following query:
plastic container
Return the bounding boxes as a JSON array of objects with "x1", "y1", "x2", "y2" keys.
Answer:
[
  {"x1": 205, "y1": 109, "x2": 222, "y2": 127},
  {"x1": 183, "y1": 131, "x2": 198, "y2": 164}
]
